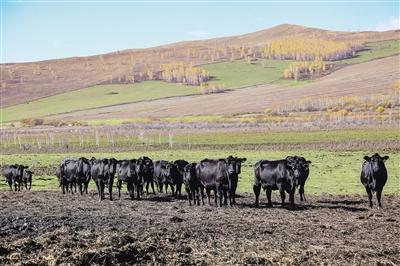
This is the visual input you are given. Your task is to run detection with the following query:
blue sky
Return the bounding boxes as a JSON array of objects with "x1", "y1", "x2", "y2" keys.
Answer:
[{"x1": 2, "y1": 1, "x2": 399, "y2": 63}]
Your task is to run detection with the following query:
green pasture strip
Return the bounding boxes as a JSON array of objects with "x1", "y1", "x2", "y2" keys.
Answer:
[
  {"x1": 1, "y1": 150, "x2": 399, "y2": 195},
  {"x1": 1, "y1": 128, "x2": 398, "y2": 150},
  {"x1": 336, "y1": 39, "x2": 399, "y2": 65},
  {"x1": 1, "y1": 81, "x2": 198, "y2": 123}
]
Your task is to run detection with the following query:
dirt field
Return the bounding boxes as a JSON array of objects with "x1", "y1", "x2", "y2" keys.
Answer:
[
  {"x1": 51, "y1": 55, "x2": 400, "y2": 120},
  {"x1": 0, "y1": 191, "x2": 399, "y2": 265}
]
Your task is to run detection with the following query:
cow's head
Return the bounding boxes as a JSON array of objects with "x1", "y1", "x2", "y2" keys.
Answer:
[
  {"x1": 226, "y1": 156, "x2": 247, "y2": 175},
  {"x1": 183, "y1": 163, "x2": 197, "y2": 181},
  {"x1": 364, "y1": 153, "x2": 389, "y2": 173},
  {"x1": 166, "y1": 162, "x2": 179, "y2": 182}
]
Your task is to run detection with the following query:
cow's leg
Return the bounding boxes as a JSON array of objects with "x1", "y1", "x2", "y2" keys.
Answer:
[
  {"x1": 109, "y1": 178, "x2": 113, "y2": 201},
  {"x1": 8, "y1": 180, "x2": 12, "y2": 191},
  {"x1": 62, "y1": 183, "x2": 66, "y2": 194},
  {"x1": 289, "y1": 190, "x2": 295, "y2": 207},
  {"x1": 376, "y1": 188, "x2": 383, "y2": 209},
  {"x1": 266, "y1": 187, "x2": 273, "y2": 207},
  {"x1": 14, "y1": 181, "x2": 18, "y2": 192},
  {"x1": 136, "y1": 184, "x2": 141, "y2": 199},
  {"x1": 28, "y1": 180, "x2": 32, "y2": 190},
  {"x1": 365, "y1": 187, "x2": 373, "y2": 208},
  {"x1": 159, "y1": 183, "x2": 163, "y2": 193},
  {"x1": 118, "y1": 180, "x2": 122, "y2": 198},
  {"x1": 78, "y1": 181, "x2": 83, "y2": 195},
  {"x1": 24, "y1": 181, "x2": 28, "y2": 190},
  {"x1": 217, "y1": 187, "x2": 223, "y2": 207},
  {"x1": 195, "y1": 188, "x2": 201, "y2": 206},
  {"x1": 206, "y1": 187, "x2": 212, "y2": 205},
  {"x1": 170, "y1": 184, "x2": 175, "y2": 196},
  {"x1": 279, "y1": 188, "x2": 286, "y2": 207},
  {"x1": 177, "y1": 183, "x2": 182, "y2": 197},
  {"x1": 150, "y1": 181, "x2": 155, "y2": 194},
  {"x1": 253, "y1": 184, "x2": 261, "y2": 207},
  {"x1": 18, "y1": 182, "x2": 21, "y2": 191},
  {"x1": 299, "y1": 183, "x2": 305, "y2": 201},
  {"x1": 70, "y1": 182, "x2": 74, "y2": 195}
]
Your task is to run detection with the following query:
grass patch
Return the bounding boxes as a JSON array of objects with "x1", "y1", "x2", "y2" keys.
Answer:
[
  {"x1": 202, "y1": 59, "x2": 291, "y2": 88},
  {"x1": 1, "y1": 150, "x2": 398, "y2": 195},
  {"x1": 337, "y1": 39, "x2": 399, "y2": 65},
  {"x1": 1, "y1": 81, "x2": 199, "y2": 123}
]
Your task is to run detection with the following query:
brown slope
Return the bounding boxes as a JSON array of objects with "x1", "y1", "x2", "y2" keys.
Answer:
[
  {"x1": 49, "y1": 55, "x2": 400, "y2": 120},
  {"x1": 1, "y1": 24, "x2": 399, "y2": 108}
]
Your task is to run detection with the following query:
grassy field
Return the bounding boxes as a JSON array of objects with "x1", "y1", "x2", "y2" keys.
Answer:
[
  {"x1": 0, "y1": 149, "x2": 399, "y2": 195},
  {"x1": 337, "y1": 39, "x2": 399, "y2": 65},
  {"x1": 2, "y1": 128, "x2": 398, "y2": 151}
]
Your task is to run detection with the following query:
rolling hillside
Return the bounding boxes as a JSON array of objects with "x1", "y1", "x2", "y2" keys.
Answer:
[
  {"x1": 47, "y1": 55, "x2": 400, "y2": 120},
  {"x1": 1, "y1": 24, "x2": 399, "y2": 108}
]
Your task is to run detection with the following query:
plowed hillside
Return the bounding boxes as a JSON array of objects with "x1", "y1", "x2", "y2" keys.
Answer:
[
  {"x1": 1, "y1": 24, "x2": 399, "y2": 107},
  {"x1": 50, "y1": 55, "x2": 399, "y2": 120}
]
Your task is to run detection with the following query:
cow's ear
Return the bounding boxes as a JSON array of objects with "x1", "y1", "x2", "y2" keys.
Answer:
[
  {"x1": 364, "y1": 156, "x2": 371, "y2": 161},
  {"x1": 306, "y1": 160, "x2": 311, "y2": 164},
  {"x1": 382, "y1": 156, "x2": 389, "y2": 161},
  {"x1": 240, "y1": 158, "x2": 247, "y2": 162},
  {"x1": 24, "y1": 165, "x2": 29, "y2": 169}
]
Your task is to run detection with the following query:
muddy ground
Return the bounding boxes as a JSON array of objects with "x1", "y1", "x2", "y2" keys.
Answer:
[{"x1": 0, "y1": 191, "x2": 399, "y2": 265}]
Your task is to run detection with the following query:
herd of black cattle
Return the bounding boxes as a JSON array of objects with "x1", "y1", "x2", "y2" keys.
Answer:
[{"x1": 2, "y1": 153, "x2": 389, "y2": 208}]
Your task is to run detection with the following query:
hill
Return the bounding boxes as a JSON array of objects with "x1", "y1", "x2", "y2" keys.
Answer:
[
  {"x1": 1, "y1": 24, "x2": 399, "y2": 108},
  {"x1": 47, "y1": 55, "x2": 399, "y2": 120}
]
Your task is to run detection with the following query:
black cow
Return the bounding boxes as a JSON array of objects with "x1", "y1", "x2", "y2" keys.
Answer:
[
  {"x1": 360, "y1": 153, "x2": 389, "y2": 208},
  {"x1": 183, "y1": 162, "x2": 204, "y2": 206},
  {"x1": 173, "y1": 160, "x2": 189, "y2": 196},
  {"x1": 253, "y1": 157, "x2": 307, "y2": 207},
  {"x1": 2, "y1": 164, "x2": 28, "y2": 191},
  {"x1": 91, "y1": 158, "x2": 117, "y2": 200},
  {"x1": 225, "y1": 156, "x2": 246, "y2": 205},
  {"x1": 153, "y1": 160, "x2": 169, "y2": 193},
  {"x1": 286, "y1": 156, "x2": 311, "y2": 201},
  {"x1": 22, "y1": 169, "x2": 33, "y2": 190},
  {"x1": 135, "y1": 156, "x2": 155, "y2": 195},
  {"x1": 196, "y1": 158, "x2": 237, "y2": 207},
  {"x1": 60, "y1": 157, "x2": 90, "y2": 195},
  {"x1": 117, "y1": 159, "x2": 141, "y2": 199}
]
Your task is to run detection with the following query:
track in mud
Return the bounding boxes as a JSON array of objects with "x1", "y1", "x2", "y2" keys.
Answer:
[{"x1": 0, "y1": 191, "x2": 399, "y2": 265}]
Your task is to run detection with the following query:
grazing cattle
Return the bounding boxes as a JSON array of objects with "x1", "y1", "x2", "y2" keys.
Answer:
[
  {"x1": 153, "y1": 160, "x2": 169, "y2": 193},
  {"x1": 60, "y1": 157, "x2": 90, "y2": 195},
  {"x1": 173, "y1": 160, "x2": 189, "y2": 196},
  {"x1": 135, "y1": 156, "x2": 155, "y2": 195},
  {"x1": 253, "y1": 157, "x2": 307, "y2": 207},
  {"x1": 104, "y1": 158, "x2": 118, "y2": 200},
  {"x1": 196, "y1": 158, "x2": 238, "y2": 207},
  {"x1": 2, "y1": 164, "x2": 28, "y2": 191},
  {"x1": 360, "y1": 153, "x2": 389, "y2": 208},
  {"x1": 22, "y1": 169, "x2": 33, "y2": 190},
  {"x1": 91, "y1": 158, "x2": 115, "y2": 200},
  {"x1": 183, "y1": 162, "x2": 204, "y2": 206},
  {"x1": 286, "y1": 156, "x2": 311, "y2": 201},
  {"x1": 117, "y1": 159, "x2": 141, "y2": 199},
  {"x1": 225, "y1": 156, "x2": 246, "y2": 205}
]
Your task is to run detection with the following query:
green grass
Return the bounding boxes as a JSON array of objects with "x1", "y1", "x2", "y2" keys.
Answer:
[
  {"x1": 202, "y1": 59, "x2": 291, "y2": 88},
  {"x1": 1, "y1": 150, "x2": 399, "y2": 195},
  {"x1": 337, "y1": 39, "x2": 399, "y2": 65},
  {"x1": 1, "y1": 81, "x2": 199, "y2": 123}
]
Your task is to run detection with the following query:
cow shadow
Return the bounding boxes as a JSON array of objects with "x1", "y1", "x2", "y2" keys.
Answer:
[
  {"x1": 237, "y1": 201, "x2": 368, "y2": 212},
  {"x1": 316, "y1": 199, "x2": 366, "y2": 205}
]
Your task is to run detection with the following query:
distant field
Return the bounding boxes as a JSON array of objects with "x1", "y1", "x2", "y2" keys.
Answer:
[
  {"x1": 2, "y1": 40, "x2": 398, "y2": 123},
  {"x1": 1, "y1": 149, "x2": 399, "y2": 195},
  {"x1": 2, "y1": 60, "x2": 292, "y2": 123},
  {"x1": 337, "y1": 39, "x2": 399, "y2": 65}
]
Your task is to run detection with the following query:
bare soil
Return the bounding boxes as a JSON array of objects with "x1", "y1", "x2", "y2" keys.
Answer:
[{"x1": 0, "y1": 191, "x2": 399, "y2": 265}]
